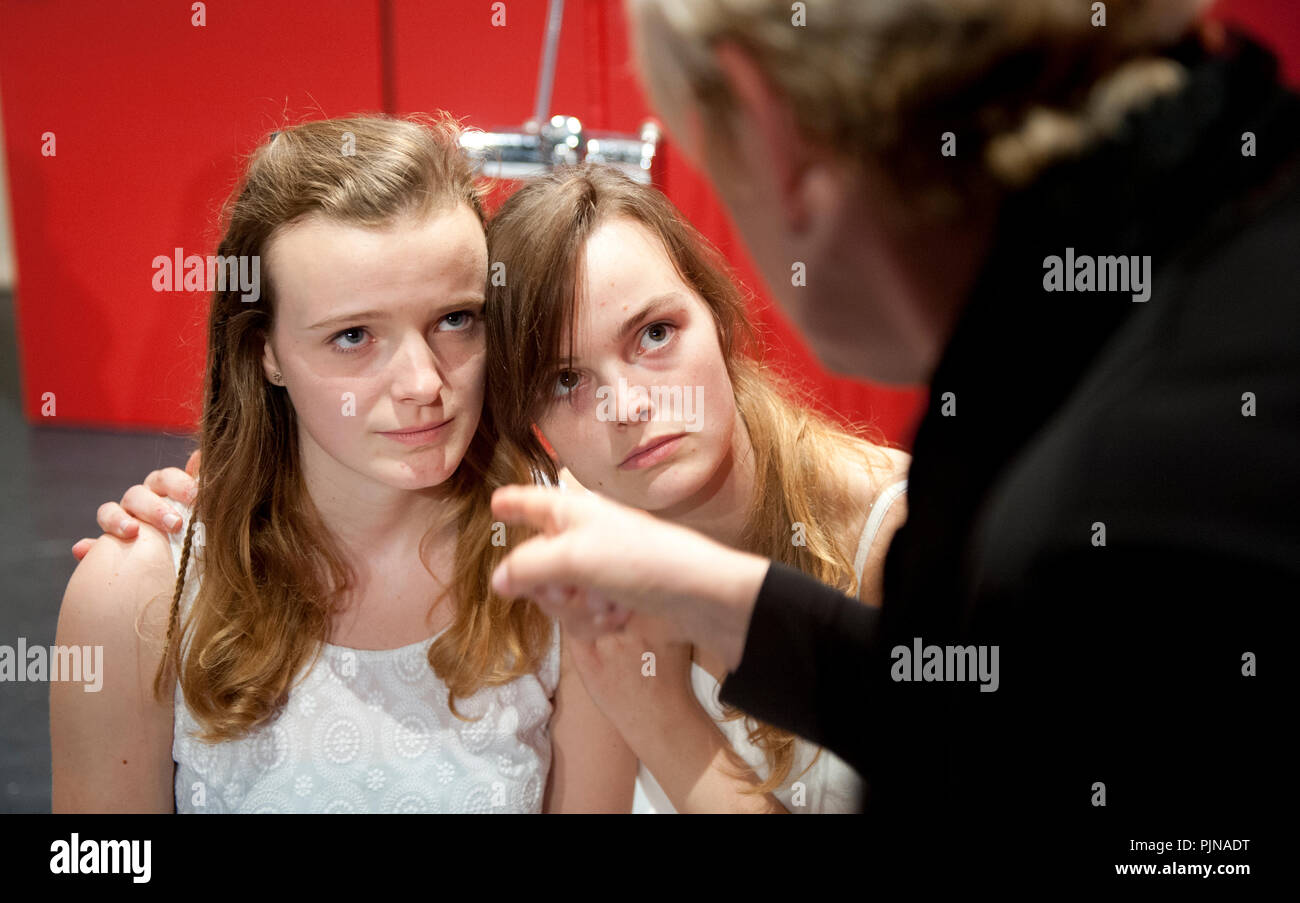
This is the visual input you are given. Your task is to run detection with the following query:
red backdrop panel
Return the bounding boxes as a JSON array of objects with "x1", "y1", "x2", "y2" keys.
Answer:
[
  {"x1": 1209, "y1": 0, "x2": 1300, "y2": 84},
  {"x1": 2, "y1": 0, "x2": 1295, "y2": 448},
  {"x1": 0, "y1": 0, "x2": 384, "y2": 431}
]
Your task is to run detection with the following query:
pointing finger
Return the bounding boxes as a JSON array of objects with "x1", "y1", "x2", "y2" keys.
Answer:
[
  {"x1": 491, "y1": 531, "x2": 581, "y2": 598},
  {"x1": 490, "y1": 485, "x2": 574, "y2": 533}
]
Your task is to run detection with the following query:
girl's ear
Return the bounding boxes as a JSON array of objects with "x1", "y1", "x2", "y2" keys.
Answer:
[{"x1": 261, "y1": 336, "x2": 283, "y2": 385}]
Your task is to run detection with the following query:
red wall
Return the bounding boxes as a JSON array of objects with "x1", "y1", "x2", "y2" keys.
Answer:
[
  {"x1": 2, "y1": 0, "x2": 1296, "y2": 448},
  {"x1": 1, "y1": 0, "x2": 384, "y2": 432}
]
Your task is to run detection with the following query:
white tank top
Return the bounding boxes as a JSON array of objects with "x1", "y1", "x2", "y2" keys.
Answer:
[
  {"x1": 632, "y1": 479, "x2": 909, "y2": 813},
  {"x1": 163, "y1": 500, "x2": 562, "y2": 813}
]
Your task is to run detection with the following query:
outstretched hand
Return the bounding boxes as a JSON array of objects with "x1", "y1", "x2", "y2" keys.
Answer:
[{"x1": 489, "y1": 484, "x2": 768, "y2": 671}]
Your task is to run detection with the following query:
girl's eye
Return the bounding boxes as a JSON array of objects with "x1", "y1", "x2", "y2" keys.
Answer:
[
  {"x1": 330, "y1": 327, "x2": 370, "y2": 353},
  {"x1": 639, "y1": 322, "x2": 674, "y2": 352},
  {"x1": 438, "y1": 310, "x2": 477, "y2": 332},
  {"x1": 553, "y1": 369, "x2": 581, "y2": 399}
]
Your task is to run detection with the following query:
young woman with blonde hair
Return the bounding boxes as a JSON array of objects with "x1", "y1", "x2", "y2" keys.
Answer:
[{"x1": 53, "y1": 114, "x2": 634, "y2": 813}]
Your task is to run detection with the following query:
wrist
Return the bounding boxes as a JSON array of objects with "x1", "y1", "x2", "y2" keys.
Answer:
[
  {"x1": 671, "y1": 539, "x2": 768, "y2": 674},
  {"x1": 624, "y1": 693, "x2": 714, "y2": 770}
]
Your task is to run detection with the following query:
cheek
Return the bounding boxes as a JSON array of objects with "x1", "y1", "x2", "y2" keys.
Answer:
[
  {"x1": 675, "y1": 340, "x2": 735, "y2": 439},
  {"x1": 277, "y1": 345, "x2": 381, "y2": 436},
  {"x1": 538, "y1": 409, "x2": 598, "y2": 473},
  {"x1": 288, "y1": 375, "x2": 385, "y2": 444},
  {"x1": 459, "y1": 351, "x2": 488, "y2": 406}
]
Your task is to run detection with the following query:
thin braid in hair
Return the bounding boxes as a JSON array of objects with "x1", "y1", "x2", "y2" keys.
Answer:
[{"x1": 153, "y1": 509, "x2": 197, "y2": 700}]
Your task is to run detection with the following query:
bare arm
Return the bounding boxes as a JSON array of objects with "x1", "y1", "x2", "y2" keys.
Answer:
[
  {"x1": 560, "y1": 626, "x2": 791, "y2": 814},
  {"x1": 543, "y1": 625, "x2": 638, "y2": 813},
  {"x1": 51, "y1": 528, "x2": 178, "y2": 812},
  {"x1": 628, "y1": 692, "x2": 790, "y2": 813}
]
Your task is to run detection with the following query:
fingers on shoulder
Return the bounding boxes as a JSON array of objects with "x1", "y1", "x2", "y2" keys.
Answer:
[
  {"x1": 61, "y1": 527, "x2": 178, "y2": 644},
  {"x1": 147, "y1": 467, "x2": 195, "y2": 499},
  {"x1": 123, "y1": 483, "x2": 163, "y2": 512},
  {"x1": 96, "y1": 501, "x2": 130, "y2": 533}
]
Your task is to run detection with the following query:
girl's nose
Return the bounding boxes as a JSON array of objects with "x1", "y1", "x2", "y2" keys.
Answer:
[
  {"x1": 615, "y1": 376, "x2": 653, "y2": 422},
  {"x1": 391, "y1": 336, "x2": 444, "y2": 404}
]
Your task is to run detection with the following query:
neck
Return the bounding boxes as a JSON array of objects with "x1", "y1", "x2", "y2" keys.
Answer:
[
  {"x1": 848, "y1": 161, "x2": 1000, "y2": 383},
  {"x1": 299, "y1": 440, "x2": 458, "y2": 569},
  {"x1": 652, "y1": 409, "x2": 758, "y2": 549},
  {"x1": 898, "y1": 209, "x2": 997, "y2": 378}
]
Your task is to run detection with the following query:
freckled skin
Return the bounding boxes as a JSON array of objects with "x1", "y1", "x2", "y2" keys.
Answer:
[{"x1": 536, "y1": 217, "x2": 740, "y2": 515}]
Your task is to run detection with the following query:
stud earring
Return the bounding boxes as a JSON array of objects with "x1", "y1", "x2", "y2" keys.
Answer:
[{"x1": 271, "y1": 370, "x2": 282, "y2": 384}]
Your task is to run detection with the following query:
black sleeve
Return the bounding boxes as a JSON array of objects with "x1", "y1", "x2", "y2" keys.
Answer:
[{"x1": 717, "y1": 561, "x2": 880, "y2": 776}]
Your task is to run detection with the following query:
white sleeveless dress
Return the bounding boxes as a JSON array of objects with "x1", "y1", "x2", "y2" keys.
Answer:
[
  {"x1": 631, "y1": 480, "x2": 909, "y2": 813},
  {"x1": 163, "y1": 499, "x2": 562, "y2": 813}
]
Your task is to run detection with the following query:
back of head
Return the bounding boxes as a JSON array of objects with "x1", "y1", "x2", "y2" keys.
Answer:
[{"x1": 631, "y1": 0, "x2": 1207, "y2": 218}]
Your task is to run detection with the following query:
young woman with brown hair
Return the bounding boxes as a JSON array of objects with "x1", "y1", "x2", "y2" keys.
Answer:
[
  {"x1": 483, "y1": 164, "x2": 909, "y2": 812},
  {"x1": 52, "y1": 115, "x2": 634, "y2": 813}
]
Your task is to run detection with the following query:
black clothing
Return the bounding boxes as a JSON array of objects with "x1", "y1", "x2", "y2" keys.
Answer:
[{"x1": 720, "y1": 30, "x2": 1296, "y2": 868}]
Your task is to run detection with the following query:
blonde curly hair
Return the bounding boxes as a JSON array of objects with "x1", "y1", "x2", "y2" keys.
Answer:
[{"x1": 631, "y1": 0, "x2": 1210, "y2": 217}]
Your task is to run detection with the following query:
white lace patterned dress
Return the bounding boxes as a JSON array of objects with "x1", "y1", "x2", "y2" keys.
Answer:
[
  {"x1": 631, "y1": 480, "x2": 909, "y2": 813},
  {"x1": 163, "y1": 500, "x2": 562, "y2": 813}
]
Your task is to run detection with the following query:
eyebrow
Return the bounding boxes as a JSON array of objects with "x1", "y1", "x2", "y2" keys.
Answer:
[
  {"x1": 613, "y1": 292, "x2": 683, "y2": 344},
  {"x1": 308, "y1": 297, "x2": 485, "y2": 331},
  {"x1": 308, "y1": 309, "x2": 389, "y2": 330}
]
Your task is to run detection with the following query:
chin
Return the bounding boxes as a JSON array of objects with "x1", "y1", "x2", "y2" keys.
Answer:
[
  {"x1": 376, "y1": 469, "x2": 452, "y2": 492},
  {"x1": 373, "y1": 453, "x2": 460, "y2": 491},
  {"x1": 625, "y1": 456, "x2": 717, "y2": 513}
]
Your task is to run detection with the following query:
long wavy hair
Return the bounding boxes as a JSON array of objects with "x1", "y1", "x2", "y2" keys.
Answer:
[
  {"x1": 153, "y1": 113, "x2": 552, "y2": 742},
  {"x1": 486, "y1": 163, "x2": 898, "y2": 794}
]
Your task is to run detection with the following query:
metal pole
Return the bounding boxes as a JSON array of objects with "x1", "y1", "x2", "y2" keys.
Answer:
[{"x1": 533, "y1": 0, "x2": 565, "y2": 128}]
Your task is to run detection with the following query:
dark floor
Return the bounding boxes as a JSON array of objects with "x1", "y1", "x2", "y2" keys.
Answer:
[{"x1": 0, "y1": 288, "x2": 194, "y2": 812}]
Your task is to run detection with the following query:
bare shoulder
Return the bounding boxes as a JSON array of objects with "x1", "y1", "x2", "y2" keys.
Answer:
[
  {"x1": 840, "y1": 445, "x2": 909, "y2": 521},
  {"x1": 60, "y1": 526, "x2": 178, "y2": 640},
  {"x1": 876, "y1": 446, "x2": 912, "y2": 485},
  {"x1": 53, "y1": 525, "x2": 179, "y2": 812},
  {"x1": 865, "y1": 445, "x2": 910, "y2": 531},
  {"x1": 842, "y1": 444, "x2": 911, "y2": 606}
]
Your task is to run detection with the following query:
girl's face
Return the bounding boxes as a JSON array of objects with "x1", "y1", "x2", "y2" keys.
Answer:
[
  {"x1": 535, "y1": 216, "x2": 737, "y2": 512},
  {"x1": 261, "y1": 205, "x2": 488, "y2": 494}
]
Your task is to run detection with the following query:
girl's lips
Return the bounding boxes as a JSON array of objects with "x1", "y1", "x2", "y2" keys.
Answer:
[
  {"x1": 380, "y1": 418, "x2": 452, "y2": 446},
  {"x1": 619, "y1": 433, "x2": 686, "y2": 470}
]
